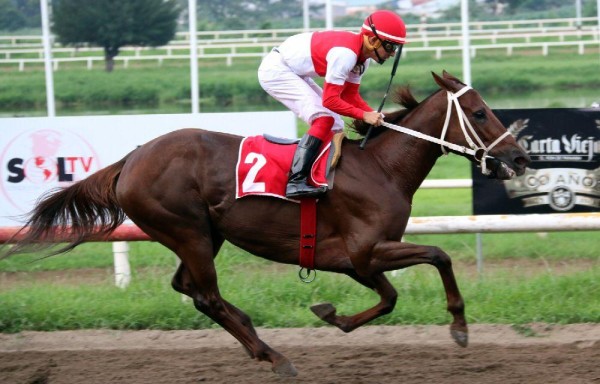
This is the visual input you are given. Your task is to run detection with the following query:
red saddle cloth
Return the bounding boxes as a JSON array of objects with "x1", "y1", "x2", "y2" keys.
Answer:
[{"x1": 236, "y1": 135, "x2": 332, "y2": 199}]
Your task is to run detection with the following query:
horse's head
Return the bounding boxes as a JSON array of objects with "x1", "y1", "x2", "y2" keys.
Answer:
[{"x1": 432, "y1": 71, "x2": 530, "y2": 179}]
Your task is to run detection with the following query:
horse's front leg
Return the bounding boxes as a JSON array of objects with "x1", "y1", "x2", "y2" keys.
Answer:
[
  {"x1": 311, "y1": 272, "x2": 397, "y2": 333},
  {"x1": 369, "y1": 240, "x2": 468, "y2": 347}
]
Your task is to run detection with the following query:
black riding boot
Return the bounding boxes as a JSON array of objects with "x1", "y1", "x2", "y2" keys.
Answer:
[{"x1": 285, "y1": 134, "x2": 329, "y2": 198}]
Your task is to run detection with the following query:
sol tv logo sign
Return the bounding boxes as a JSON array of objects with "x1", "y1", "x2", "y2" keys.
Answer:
[{"x1": 0, "y1": 128, "x2": 100, "y2": 215}]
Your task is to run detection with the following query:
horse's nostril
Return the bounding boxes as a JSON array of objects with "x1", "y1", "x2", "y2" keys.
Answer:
[{"x1": 514, "y1": 155, "x2": 531, "y2": 168}]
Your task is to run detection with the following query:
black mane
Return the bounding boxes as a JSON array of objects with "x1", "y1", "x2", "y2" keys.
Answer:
[{"x1": 351, "y1": 85, "x2": 421, "y2": 137}]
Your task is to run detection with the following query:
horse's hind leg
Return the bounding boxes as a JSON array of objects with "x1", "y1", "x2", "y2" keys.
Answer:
[
  {"x1": 118, "y1": 161, "x2": 296, "y2": 375},
  {"x1": 171, "y1": 262, "x2": 257, "y2": 357},
  {"x1": 153, "y1": 228, "x2": 297, "y2": 376},
  {"x1": 311, "y1": 272, "x2": 398, "y2": 333}
]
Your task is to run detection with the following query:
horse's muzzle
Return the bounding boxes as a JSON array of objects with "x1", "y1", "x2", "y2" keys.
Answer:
[
  {"x1": 486, "y1": 149, "x2": 531, "y2": 180},
  {"x1": 486, "y1": 159, "x2": 515, "y2": 180}
]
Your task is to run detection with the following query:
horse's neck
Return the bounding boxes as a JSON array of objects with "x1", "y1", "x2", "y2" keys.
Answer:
[{"x1": 374, "y1": 93, "x2": 446, "y2": 195}]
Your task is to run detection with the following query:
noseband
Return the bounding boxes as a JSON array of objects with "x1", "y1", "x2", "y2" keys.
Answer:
[{"x1": 381, "y1": 86, "x2": 511, "y2": 175}]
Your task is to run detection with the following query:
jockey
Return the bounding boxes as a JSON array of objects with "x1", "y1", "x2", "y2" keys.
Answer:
[{"x1": 258, "y1": 10, "x2": 407, "y2": 198}]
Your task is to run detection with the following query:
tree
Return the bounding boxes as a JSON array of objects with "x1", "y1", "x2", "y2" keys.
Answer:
[
  {"x1": 15, "y1": 0, "x2": 40, "y2": 27},
  {"x1": 52, "y1": 0, "x2": 180, "y2": 72},
  {"x1": 0, "y1": 0, "x2": 26, "y2": 31},
  {"x1": 0, "y1": 0, "x2": 42, "y2": 31}
]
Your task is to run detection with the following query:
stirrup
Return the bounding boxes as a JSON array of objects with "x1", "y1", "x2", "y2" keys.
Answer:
[{"x1": 285, "y1": 182, "x2": 327, "y2": 198}]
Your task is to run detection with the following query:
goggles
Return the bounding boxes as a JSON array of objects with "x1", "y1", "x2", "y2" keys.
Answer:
[{"x1": 380, "y1": 40, "x2": 400, "y2": 53}]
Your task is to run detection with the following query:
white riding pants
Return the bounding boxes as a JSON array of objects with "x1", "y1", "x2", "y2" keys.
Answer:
[{"x1": 258, "y1": 50, "x2": 345, "y2": 132}]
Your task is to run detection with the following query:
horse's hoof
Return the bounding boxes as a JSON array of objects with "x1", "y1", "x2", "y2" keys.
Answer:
[
  {"x1": 272, "y1": 358, "x2": 298, "y2": 377},
  {"x1": 451, "y1": 328, "x2": 469, "y2": 347},
  {"x1": 310, "y1": 303, "x2": 336, "y2": 321}
]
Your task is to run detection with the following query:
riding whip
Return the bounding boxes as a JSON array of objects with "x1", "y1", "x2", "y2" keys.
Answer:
[{"x1": 359, "y1": 44, "x2": 403, "y2": 150}]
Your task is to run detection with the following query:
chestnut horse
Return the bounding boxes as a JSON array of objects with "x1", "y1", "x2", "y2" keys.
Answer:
[{"x1": 2, "y1": 72, "x2": 530, "y2": 376}]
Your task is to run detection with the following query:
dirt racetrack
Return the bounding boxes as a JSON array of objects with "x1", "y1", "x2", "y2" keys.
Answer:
[{"x1": 1, "y1": 324, "x2": 599, "y2": 384}]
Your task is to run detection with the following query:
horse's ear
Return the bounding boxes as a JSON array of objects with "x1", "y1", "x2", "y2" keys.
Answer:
[
  {"x1": 432, "y1": 70, "x2": 463, "y2": 92},
  {"x1": 442, "y1": 70, "x2": 463, "y2": 84},
  {"x1": 432, "y1": 71, "x2": 444, "y2": 87},
  {"x1": 432, "y1": 71, "x2": 453, "y2": 92}
]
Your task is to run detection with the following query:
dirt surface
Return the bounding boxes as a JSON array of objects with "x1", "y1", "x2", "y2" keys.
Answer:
[
  {"x1": 2, "y1": 259, "x2": 598, "y2": 383},
  {"x1": 1, "y1": 324, "x2": 599, "y2": 384}
]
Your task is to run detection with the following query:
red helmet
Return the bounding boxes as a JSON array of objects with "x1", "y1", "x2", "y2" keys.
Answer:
[{"x1": 361, "y1": 10, "x2": 407, "y2": 44}]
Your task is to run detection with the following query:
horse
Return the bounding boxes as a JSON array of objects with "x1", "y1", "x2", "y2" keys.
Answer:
[{"x1": 2, "y1": 71, "x2": 530, "y2": 377}]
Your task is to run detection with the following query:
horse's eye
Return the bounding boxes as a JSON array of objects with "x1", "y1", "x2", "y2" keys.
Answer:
[{"x1": 473, "y1": 109, "x2": 486, "y2": 122}]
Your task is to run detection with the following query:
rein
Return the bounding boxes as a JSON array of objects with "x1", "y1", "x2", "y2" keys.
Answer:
[{"x1": 381, "y1": 86, "x2": 511, "y2": 175}]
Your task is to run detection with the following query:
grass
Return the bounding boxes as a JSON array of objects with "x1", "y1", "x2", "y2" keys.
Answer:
[
  {"x1": 1, "y1": 262, "x2": 597, "y2": 332},
  {"x1": 0, "y1": 242, "x2": 176, "y2": 272},
  {"x1": 1, "y1": 50, "x2": 598, "y2": 115}
]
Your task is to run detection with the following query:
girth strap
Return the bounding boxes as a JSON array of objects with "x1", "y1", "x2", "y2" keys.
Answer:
[{"x1": 299, "y1": 198, "x2": 317, "y2": 271}]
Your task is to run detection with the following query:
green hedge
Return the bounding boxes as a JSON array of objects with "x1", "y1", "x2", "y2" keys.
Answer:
[{"x1": 1, "y1": 52, "x2": 598, "y2": 113}]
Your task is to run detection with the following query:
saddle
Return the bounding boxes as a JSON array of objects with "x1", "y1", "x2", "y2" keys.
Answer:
[{"x1": 236, "y1": 132, "x2": 344, "y2": 200}]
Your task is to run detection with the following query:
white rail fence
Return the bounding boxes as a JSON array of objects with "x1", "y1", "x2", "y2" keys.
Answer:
[
  {"x1": 1, "y1": 39, "x2": 597, "y2": 71},
  {"x1": 1, "y1": 16, "x2": 598, "y2": 70},
  {"x1": 2, "y1": 28, "x2": 597, "y2": 54},
  {"x1": 1, "y1": 16, "x2": 597, "y2": 46}
]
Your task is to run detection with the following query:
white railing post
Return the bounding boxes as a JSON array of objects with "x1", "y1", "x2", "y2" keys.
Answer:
[
  {"x1": 112, "y1": 241, "x2": 131, "y2": 288},
  {"x1": 476, "y1": 233, "x2": 483, "y2": 275}
]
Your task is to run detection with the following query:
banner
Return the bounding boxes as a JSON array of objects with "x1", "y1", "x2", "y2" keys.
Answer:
[
  {"x1": 0, "y1": 112, "x2": 296, "y2": 226},
  {"x1": 472, "y1": 108, "x2": 600, "y2": 214}
]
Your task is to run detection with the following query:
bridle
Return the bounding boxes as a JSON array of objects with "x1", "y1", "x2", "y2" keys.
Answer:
[{"x1": 380, "y1": 85, "x2": 511, "y2": 175}]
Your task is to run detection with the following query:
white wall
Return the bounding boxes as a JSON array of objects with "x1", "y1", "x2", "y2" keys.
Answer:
[{"x1": 0, "y1": 111, "x2": 296, "y2": 226}]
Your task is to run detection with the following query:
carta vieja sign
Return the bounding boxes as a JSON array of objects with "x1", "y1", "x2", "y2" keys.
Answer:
[{"x1": 472, "y1": 108, "x2": 600, "y2": 214}]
